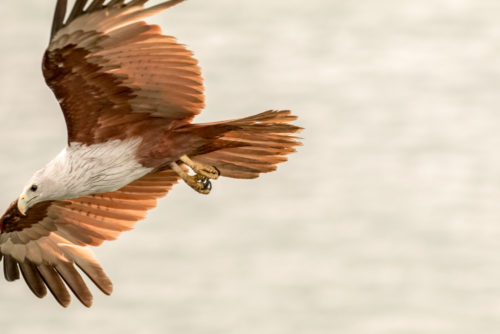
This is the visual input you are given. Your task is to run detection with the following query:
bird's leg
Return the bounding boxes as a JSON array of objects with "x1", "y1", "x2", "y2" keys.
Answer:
[
  {"x1": 170, "y1": 162, "x2": 212, "y2": 195},
  {"x1": 180, "y1": 155, "x2": 220, "y2": 180}
]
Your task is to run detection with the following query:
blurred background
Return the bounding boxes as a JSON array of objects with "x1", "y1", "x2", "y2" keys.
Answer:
[{"x1": 1, "y1": 0, "x2": 500, "y2": 333}]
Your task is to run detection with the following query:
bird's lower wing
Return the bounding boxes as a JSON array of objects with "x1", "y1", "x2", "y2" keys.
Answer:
[{"x1": 0, "y1": 169, "x2": 180, "y2": 307}]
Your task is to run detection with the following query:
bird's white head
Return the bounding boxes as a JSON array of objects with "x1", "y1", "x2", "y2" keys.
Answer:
[{"x1": 18, "y1": 168, "x2": 59, "y2": 215}]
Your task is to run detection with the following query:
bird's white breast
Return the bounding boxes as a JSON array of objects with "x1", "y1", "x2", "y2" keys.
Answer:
[{"x1": 50, "y1": 138, "x2": 153, "y2": 199}]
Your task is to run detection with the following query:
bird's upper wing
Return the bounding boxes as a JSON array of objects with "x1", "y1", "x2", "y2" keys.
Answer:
[
  {"x1": 0, "y1": 169, "x2": 180, "y2": 307},
  {"x1": 43, "y1": 0, "x2": 204, "y2": 145}
]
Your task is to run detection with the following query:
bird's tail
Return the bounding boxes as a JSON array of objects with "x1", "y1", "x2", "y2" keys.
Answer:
[{"x1": 182, "y1": 110, "x2": 302, "y2": 179}]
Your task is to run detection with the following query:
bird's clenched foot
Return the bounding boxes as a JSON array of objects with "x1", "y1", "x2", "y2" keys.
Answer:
[
  {"x1": 170, "y1": 157, "x2": 219, "y2": 195},
  {"x1": 180, "y1": 155, "x2": 220, "y2": 180},
  {"x1": 185, "y1": 174, "x2": 212, "y2": 195}
]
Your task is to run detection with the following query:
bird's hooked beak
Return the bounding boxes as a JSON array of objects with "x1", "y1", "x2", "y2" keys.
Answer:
[{"x1": 18, "y1": 194, "x2": 28, "y2": 216}]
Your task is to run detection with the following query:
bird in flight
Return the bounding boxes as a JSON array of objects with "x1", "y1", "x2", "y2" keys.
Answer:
[{"x1": 0, "y1": 0, "x2": 301, "y2": 307}]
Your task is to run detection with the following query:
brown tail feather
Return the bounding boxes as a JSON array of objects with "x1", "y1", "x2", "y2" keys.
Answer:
[{"x1": 188, "y1": 110, "x2": 302, "y2": 179}]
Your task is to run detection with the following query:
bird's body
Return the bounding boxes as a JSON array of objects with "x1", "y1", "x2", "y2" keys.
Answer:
[{"x1": 0, "y1": 0, "x2": 301, "y2": 307}]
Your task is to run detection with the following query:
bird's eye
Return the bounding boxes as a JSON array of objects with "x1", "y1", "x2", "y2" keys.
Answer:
[{"x1": 30, "y1": 184, "x2": 38, "y2": 192}]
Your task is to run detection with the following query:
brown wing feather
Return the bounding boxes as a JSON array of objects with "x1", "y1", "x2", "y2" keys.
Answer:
[
  {"x1": 0, "y1": 169, "x2": 180, "y2": 307},
  {"x1": 19, "y1": 262, "x2": 47, "y2": 298},
  {"x1": 87, "y1": 0, "x2": 106, "y2": 13},
  {"x1": 50, "y1": 0, "x2": 67, "y2": 39},
  {"x1": 55, "y1": 261, "x2": 93, "y2": 307},
  {"x1": 44, "y1": 0, "x2": 202, "y2": 145},
  {"x1": 37, "y1": 264, "x2": 72, "y2": 307},
  {"x1": 3, "y1": 255, "x2": 20, "y2": 282}
]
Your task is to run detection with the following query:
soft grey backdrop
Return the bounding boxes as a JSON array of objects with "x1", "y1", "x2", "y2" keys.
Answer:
[{"x1": 1, "y1": 0, "x2": 500, "y2": 333}]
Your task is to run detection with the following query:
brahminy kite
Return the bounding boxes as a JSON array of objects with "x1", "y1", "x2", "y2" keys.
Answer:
[{"x1": 0, "y1": 0, "x2": 301, "y2": 307}]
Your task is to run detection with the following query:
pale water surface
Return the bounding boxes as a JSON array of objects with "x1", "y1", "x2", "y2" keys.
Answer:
[{"x1": 1, "y1": 1, "x2": 500, "y2": 333}]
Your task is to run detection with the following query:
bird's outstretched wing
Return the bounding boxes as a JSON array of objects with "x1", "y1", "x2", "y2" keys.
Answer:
[
  {"x1": 43, "y1": 0, "x2": 204, "y2": 145},
  {"x1": 0, "y1": 169, "x2": 180, "y2": 307}
]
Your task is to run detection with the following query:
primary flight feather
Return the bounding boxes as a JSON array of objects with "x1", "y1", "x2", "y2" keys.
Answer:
[{"x1": 0, "y1": 0, "x2": 301, "y2": 307}]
